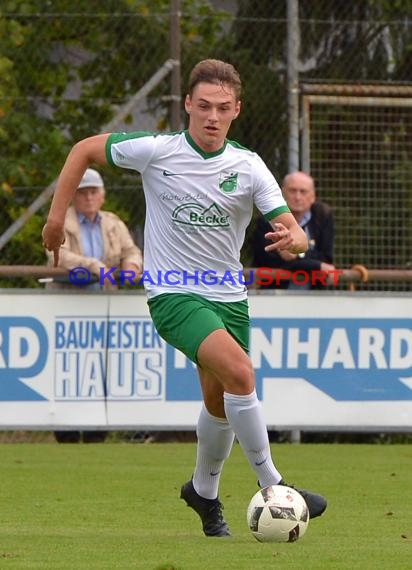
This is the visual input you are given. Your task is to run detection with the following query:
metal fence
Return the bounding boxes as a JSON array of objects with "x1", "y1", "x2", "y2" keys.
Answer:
[
  {"x1": 301, "y1": 85, "x2": 412, "y2": 292},
  {"x1": 1, "y1": 0, "x2": 411, "y2": 291}
]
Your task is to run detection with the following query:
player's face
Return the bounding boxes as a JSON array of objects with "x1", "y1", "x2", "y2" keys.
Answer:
[
  {"x1": 185, "y1": 82, "x2": 240, "y2": 152},
  {"x1": 283, "y1": 174, "x2": 315, "y2": 219},
  {"x1": 73, "y1": 186, "x2": 105, "y2": 221}
]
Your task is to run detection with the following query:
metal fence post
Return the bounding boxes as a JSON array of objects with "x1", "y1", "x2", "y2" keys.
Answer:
[
  {"x1": 170, "y1": 0, "x2": 182, "y2": 131},
  {"x1": 287, "y1": 0, "x2": 300, "y2": 173}
]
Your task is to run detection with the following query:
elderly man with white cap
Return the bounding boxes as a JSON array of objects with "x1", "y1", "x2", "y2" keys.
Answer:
[{"x1": 46, "y1": 167, "x2": 143, "y2": 291}]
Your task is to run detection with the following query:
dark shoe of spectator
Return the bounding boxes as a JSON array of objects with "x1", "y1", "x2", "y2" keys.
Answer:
[
  {"x1": 54, "y1": 431, "x2": 81, "y2": 443},
  {"x1": 82, "y1": 431, "x2": 108, "y2": 443}
]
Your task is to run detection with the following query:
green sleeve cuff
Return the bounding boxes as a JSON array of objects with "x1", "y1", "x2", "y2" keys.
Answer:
[
  {"x1": 263, "y1": 205, "x2": 290, "y2": 221},
  {"x1": 105, "y1": 133, "x2": 116, "y2": 166}
]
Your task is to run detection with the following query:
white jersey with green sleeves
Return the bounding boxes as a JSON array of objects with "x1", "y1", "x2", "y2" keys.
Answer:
[{"x1": 106, "y1": 130, "x2": 289, "y2": 302}]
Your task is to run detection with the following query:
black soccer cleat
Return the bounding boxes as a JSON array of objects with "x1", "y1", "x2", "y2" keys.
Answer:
[
  {"x1": 180, "y1": 480, "x2": 231, "y2": 537},
  {"x1": 277, "y1": 479, "x2": 327, "y2": 519}
]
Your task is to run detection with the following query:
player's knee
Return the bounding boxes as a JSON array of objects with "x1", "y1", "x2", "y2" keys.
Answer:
[{"x1": 223, "y1": 359, "x2": 254, "y2": 393}]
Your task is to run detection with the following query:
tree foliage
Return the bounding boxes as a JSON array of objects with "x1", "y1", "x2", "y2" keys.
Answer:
[{"x1": 0, "y1": 0, "x2": 226, "y2": 282}]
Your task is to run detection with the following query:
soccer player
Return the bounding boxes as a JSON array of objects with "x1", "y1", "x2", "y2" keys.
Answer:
[{"x1": 42, "y1": 59, "x2": 327, "y2": 537}]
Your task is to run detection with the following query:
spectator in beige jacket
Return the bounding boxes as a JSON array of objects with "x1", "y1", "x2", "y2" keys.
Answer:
[
  {"x1": 46, "y1": 168, "x2": 143, "y2": 291},
  {"x1": 46, "y1": 168, "x2": 143, "y2": 443}
]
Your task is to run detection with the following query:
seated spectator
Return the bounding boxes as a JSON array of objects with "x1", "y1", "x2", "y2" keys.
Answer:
[
  {"x1": 46, "y1": 168, "x2": 143, "y2": 443},
  {"x1": 46, "y1": 168, "x2": 143, "y2": 291},
  {"x1": 252, "y1": 171, "x2": 335, "y2": 290}
]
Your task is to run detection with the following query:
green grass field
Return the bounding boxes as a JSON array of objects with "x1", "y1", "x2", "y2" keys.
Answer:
[{"x1": 0, "y1": 442, "x2": 410, "y2": 569}]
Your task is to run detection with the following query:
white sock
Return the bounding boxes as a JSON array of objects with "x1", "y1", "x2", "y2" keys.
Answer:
[
  {"x1": 192, "y1": 405, "x2": 235, "y2": 500},
  {"x1": 223, "y1": 390, "x2": 282, "y2": 487}
]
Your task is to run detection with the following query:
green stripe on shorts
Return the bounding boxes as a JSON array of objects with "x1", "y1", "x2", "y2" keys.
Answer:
[{"x1": 148, "y1": 293, "x2": 250, "y2": 363}]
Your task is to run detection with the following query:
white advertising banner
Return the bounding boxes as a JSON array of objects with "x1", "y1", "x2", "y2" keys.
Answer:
[{"x1": 0, "y1": 291, "x2": 411, "y2": 431}]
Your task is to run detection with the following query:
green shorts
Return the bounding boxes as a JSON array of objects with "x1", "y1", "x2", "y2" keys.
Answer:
[{"x1": 148, "y1": 293, "x2": 250, "y2": 363}]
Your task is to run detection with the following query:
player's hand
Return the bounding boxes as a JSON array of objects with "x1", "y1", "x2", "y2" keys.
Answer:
[
  {"x1": 42, "y1": 220, "x2": 65, "y2": 267},
  {"x1": 264, "y1": 223, "x2": 294, "y2": 252}
]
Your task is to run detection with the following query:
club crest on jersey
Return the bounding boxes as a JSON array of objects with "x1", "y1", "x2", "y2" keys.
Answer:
[{"x1": 219, "y1": 171, "x2": 238, "y2": 193}]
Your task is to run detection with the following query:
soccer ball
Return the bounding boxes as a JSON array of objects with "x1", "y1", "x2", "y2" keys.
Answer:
[{"x1": 246, "y1": 485, "x2": 309, "y2": 543}]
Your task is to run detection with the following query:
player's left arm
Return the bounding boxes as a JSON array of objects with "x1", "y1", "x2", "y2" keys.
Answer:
[{"x1": 264, "y1": 212, "x2": 308, "y2": 255}]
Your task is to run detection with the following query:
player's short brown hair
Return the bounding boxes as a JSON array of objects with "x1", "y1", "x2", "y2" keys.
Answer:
[{"x1": 188, "y1": 59, "x2": 242, "y2": 101}]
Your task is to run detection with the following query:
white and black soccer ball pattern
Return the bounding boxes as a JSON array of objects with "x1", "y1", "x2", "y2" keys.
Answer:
[{"x1": 247, "y1": 485, "x2": 309, "y2": 543}]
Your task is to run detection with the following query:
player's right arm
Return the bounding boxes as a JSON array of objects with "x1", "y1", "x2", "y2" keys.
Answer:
[{"x1": 42, "y1": 133, "x2": 110, "y2": 265}]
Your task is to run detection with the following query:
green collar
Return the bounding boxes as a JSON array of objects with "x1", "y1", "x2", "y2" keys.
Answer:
[{"x1": 184, "y1": 130, "x2": 227, "y2": 159}]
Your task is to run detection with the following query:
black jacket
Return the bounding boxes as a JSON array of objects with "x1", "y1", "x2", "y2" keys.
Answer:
[{"x1": 252, "y1": 201, "x2": 335, "y2": 290}]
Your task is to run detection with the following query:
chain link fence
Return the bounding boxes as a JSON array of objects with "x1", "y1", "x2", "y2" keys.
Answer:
[
  {"x1": 1, "y1": 0, "x2": 411, "y2": 290},
  {"x1": 301, "y1": 85, "x2": 412, "y2": 291},
  {"x1": 297, "y1": 1, "x2": 412, "y2": 291}
]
